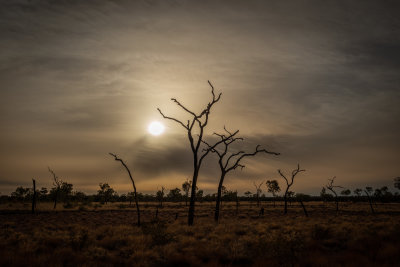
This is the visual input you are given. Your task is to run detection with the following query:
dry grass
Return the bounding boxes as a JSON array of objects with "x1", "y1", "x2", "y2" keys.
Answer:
[{"x1": 1, "y1": 201, "x2": 399, "y2": 266}]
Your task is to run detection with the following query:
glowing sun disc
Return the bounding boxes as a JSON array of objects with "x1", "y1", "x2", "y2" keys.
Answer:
[{"x1": 148, "y1": 121, "x2": 165, "y2": 136}]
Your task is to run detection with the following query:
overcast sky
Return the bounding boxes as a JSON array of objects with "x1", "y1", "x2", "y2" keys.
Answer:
[{"x1": 1, "y1": 0, "x2": 399, "y2": 195}]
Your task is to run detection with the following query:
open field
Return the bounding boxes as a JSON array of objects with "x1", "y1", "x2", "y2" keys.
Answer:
[{"x1": 1, "y1": 201, "x2": 400, "y2": 266}]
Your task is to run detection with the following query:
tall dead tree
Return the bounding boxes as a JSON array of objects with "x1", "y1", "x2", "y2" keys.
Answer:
[
  {"x1": 109, "y1": 153, "x2": 141, "y2": 226},
  {"x1": 158, "y1": 81, "x2": 234, "y2": 226},
  {"x1": 48, "y1": 167, "x2": 61, "y2": 209},
  {"x1": 325, "y1": 176, "x2": 343, "y2": 212},
  {"x1": 278, "y1": 164, "x2": 305, "y2": 214},
  {"x1": 203, "y1": 127, "x2": 279, "y2": 222},
  {"x1": 32, "y1": 179, "x2": 37, "y2": 214}
]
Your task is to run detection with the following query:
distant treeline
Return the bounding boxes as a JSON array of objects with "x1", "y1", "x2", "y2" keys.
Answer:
[{"x1": 1, "y1": 182, "x2": 399, "y2": 204}]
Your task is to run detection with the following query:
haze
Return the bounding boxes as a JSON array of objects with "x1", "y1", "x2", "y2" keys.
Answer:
[{"x1": 1, "y1": 0, "x2": 399, "y2": 195}]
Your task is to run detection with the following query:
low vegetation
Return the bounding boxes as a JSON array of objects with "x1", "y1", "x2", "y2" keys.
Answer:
[{"x1": 1, "y1": 201, "x2": 400, "y2": 266}]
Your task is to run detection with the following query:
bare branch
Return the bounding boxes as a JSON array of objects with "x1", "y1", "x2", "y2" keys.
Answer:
[
  {"x1": 171, "y1": 98, "x2": 197, "y2": 118},
  {"x1": 199, "y1": 130, "x2": 239, "y2": 164},
  {"x1": 157, "y1": 108, "x2": 188, "y2": 129},
  {"x1": 278, "y1": 169, "x2": 288, "y2": 184},
  {"x1": 227, "y1": 145, "x2": 280, "y2": 173}
]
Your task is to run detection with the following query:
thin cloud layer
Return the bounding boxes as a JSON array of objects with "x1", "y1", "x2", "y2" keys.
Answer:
[{"x1": 0, "y1": 0, "x2": 399, "y2": 195}]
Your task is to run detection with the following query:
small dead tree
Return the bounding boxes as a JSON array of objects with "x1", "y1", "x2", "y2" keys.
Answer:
[
  {"x1": 278, "y1": 164, "x2": 305, "y2": 214},
  {"x1": 158, "y1": 81, "x2": 235, "y2": 226},
  {"x1": 202, "y1": 127, "x2": 279, "y2": 222},
  {"x1": 253, "y1": 181, "x2": 264, "y2": 207},
  {"x1": 32, "y1": 179, "x2": 37, "y2": 214},
  {"x1": 325, "y1": 176, "x2": 343, "y2": 212},
  {"x1": 48, "y1": 167, "x2": 61, "y2": 209},
  {"x1": 109, "y1": 153, "x2": 141, "y2": 226}
]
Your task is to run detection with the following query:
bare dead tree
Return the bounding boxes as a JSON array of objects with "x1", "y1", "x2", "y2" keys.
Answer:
[
  {"x1": 48, "y1": 167, "x2": 61, "y2": 209},
  {"x1": 202, "y1": 127, "x2": 279, "y2": 222},
  {"x1": 109, "y1": 153, "x2": 141, "y2": 226},
  {"x1": 158, "y1": 81, "x2": 235, "y2": 226},
  {"x1": 325, "y1": 176, "x2": 343, "y2": 212},
  {"x1": 32, "y1": 179, "x2": 37, "y2": 214},
  {"x1": 253, "y1": 181, "x2": 264, "y2": 208},
  {"x1": 278, "y1": 164, "x2": 305, "y2": 214}
]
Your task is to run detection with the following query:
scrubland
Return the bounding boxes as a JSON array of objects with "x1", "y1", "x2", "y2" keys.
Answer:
[{"x1": 1, "y1": 201, "x2": 399, "y2": 266}]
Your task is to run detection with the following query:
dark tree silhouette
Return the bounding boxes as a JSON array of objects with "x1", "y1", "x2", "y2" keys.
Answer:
[
  {"x1": 278, "y1": 164, "x2": 305, "y2": 214},
  {"x1": 98, "y1": 183, "x2": 115, "y2": 204},
  {"x1": 156, "y1": 186, "x2": 165, "y2": 207},
  {"x1": 167, "y1": 188, "x2": 182, "y2": 202},
  {"x1": 158, "y1": 81, "x2": 235, "y2": 226},
  {"x1": 48, "y1": 167, "x2": 61, "y2": 209},
  {"x1": 353, "y1": 188, "x2": 363, "y2": 197},
  {"x1": 202, "y1": 127, "x2": 279, "y2": 222},
  {"x1": 253, "y1": 181, "x2": 264, "y2": 207},
  {"x1": 109, "y1": 153, "x2": 141, "y2": 226},
  {"x1": 266, "y1": 180, "x2": 280, "y2": 207},
  {"x1": 325, "y1": 176, "x2": 343, "y2": 212}
]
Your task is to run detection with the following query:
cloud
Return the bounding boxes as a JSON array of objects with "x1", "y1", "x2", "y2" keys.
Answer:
[{"x1": 1, "y1": 0, "x2": 399, "y2": 194}]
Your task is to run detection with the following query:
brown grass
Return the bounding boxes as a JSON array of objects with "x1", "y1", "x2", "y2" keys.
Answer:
[{"x1": 0, "y1": 201, "x2": 399, "y2": 266}]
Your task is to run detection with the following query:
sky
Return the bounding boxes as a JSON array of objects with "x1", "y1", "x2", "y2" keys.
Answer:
[{"x1": 1, "y1": 0, "x2": 399, "y2": 196}]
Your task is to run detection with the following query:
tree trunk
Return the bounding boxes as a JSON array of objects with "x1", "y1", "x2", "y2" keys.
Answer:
[
  {"x1": 214, "y1": 173, "x2": 225, "y2": 223},
  {"x1": 188, "y1": 166, "x2": 199, "y2": 226},
  {"x1": 134, "y1": 192, "x2": 140, "y2": 226},
  {"x1": 32, "y1": 179, "x2": 37, "y2": 214}
]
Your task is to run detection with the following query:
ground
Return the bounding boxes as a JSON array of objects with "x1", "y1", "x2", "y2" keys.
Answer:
[{"x1": 1, "y1": 201, "x2": 399, "y2": 266}]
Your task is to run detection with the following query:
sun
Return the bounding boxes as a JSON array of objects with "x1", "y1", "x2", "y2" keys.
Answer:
[{"x1": 148, "y1": 121, "x2": 165, "y2": 136}]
